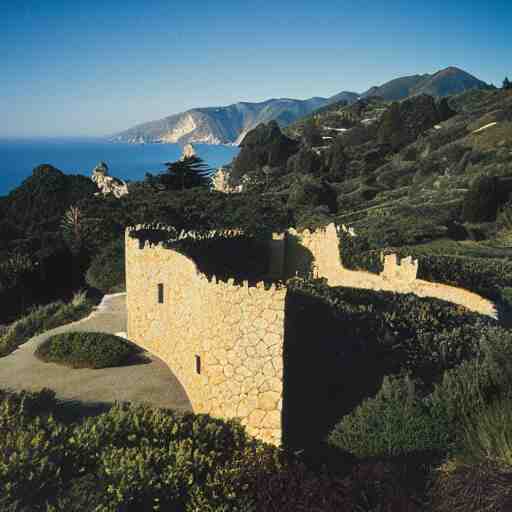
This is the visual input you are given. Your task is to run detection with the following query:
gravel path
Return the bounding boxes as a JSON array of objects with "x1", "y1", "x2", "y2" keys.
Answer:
[{"x1": 0, "y1": 293, "x2": 192, "y2": 412}]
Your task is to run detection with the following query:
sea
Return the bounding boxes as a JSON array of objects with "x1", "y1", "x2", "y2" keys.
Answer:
[{"x1": 0, "y1": 138, "x2": 240, "y2": 196}]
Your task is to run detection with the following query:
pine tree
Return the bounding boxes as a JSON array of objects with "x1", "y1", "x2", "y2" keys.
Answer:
[
  {"x1": 160, "y1": 156, "x2": 213, "y2": 191},
  {"x1": 503, "y1": 77, "x2": 512, "y2": 90}
]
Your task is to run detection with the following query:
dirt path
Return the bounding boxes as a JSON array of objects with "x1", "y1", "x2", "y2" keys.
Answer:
[{"x1": 0, "y1": 293, "x2": 192, "y2": 412}]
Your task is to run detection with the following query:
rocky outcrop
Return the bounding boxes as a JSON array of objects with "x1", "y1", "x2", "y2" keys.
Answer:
[
  {"x1": 91, "y1": 162, "x2": 129, "y2": 198},
  {"x1": 212, "y1": 167, "x2": 242, "y2": 193},
  {"x1": 229, "y1": 121, "x2": 300, "y2": 185},
  {"x1": 181, "y1": 143, "x2": 197, "y2": 160}
]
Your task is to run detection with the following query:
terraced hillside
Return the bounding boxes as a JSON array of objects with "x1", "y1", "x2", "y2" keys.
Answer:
[{"x1": 228, "y1": 87, "x2": 512, "y2": 300}]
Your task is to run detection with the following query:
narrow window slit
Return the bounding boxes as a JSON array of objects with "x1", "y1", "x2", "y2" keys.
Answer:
[
  {"x1": 158, "y1": 283, "x2": 164, "y2": 303},
  {"x1": 195, "y1": 355, "x2": 201, "y2": 375}
]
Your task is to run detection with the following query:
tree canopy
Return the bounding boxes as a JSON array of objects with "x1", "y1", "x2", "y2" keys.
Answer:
[{"x1": 157, "y1": 156, "x2": 213, "y2": 191}]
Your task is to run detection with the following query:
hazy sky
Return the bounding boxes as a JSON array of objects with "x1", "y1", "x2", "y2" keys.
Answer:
[{"x1": 2, "y1": 0, "x2": 510, "y2": 137}]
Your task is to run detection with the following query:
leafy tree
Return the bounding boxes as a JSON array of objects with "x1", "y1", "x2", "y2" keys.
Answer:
[
  {"x1": 503, "y1": 77, "x2": 512, "y2": 90},
  {"x1": 378, "y1": 101, "x2": 403, "y2": 148},
  {"x1": 302, "y1": 118, "x2": 323, "y2": 147},
  {"x1": 462, "y1": 176, "x2": 508, "y2": 223},
  {"x1": 159, "y1": 156, "x2": 213, "y2": 191}
]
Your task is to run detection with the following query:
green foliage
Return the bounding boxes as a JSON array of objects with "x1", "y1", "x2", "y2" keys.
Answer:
[
  {"x1": 155, "y1": 155, "x2": 213, "y2": 191},
  {"x1": 60, "y1": 205, "x2": 96, "y2": 255},
  {"x1": 503, "y1": 77, "x2": 512, "y2": 90},
  {"x1": 378, "y1": 101, "x2": 403, "y2": 148},
  {"x1": 85, "y1": 238, "x2": 125, "y2": 293},
  {"x1": 230, "y1": 121, "x2": 299, "y2": 185},
  {"x1": 2, "y1": 165, "x2": 97, "y2": 238},
  {"x1": 462, "y1": 175, "x2": 508, "y2": 222},
  {"x1": 329, "y1": 375, "x2": 451, "y2": 457},
  {"x1": 301, "y1": 118, "x2": 323, "y2": 147},
  {"x1": 287, "y1": 175, "x2": 338, "y2": 222},
  {"x1": 329, "y1": 325, "x2": 512, "y2": 459},
  {"x1": 126, "y1": 188, "x2": 291, "y2": 239},
  {"x1": 35, "y1": 332, "x2": 140, "y2": 369},
  {"x1": 0, "y1": 292, "x2": 93, "y2": 357},
  {"x1": 289, "y1": 279, "x2": 491, "y2": 381},
  {"x1": 431, "y1": 400, "x2": 512, "y2": 512},
  {"x1": 0, "y1": 252, "x2": 34, "y2": 296},
  {"x1": 0, "y1": 395, "x2": 366, "y2": 511}
]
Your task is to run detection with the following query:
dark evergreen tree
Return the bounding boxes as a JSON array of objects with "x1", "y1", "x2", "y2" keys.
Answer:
[
  {"x1": 503, "y1": 77, "x2": 512, "y2": 90},
  {"x1": 160, "y1": 156, "x2": 213, "y2": 191}
]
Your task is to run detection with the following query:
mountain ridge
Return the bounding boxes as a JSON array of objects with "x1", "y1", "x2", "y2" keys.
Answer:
[{"x1": 111, "y1": 67, "x2": 489, "y2": 146}]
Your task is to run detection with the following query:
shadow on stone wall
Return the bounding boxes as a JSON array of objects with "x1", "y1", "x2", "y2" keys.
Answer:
[{"x1": 281, "y1": 289, "x2": 390, "y2": 451}]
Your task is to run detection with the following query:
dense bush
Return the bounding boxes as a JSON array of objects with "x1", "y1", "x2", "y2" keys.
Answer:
[
  {"x1": 329, "y1": 375, "x2": 451, "y2": 458},
  {"x1": 35, "y1": 332, "x2": 141, "y2": 369},
  {"x1": 462, "y1": 175, "x2": 508, "y2": 222},
  {"x1": 289, "y1": 279, "x2": 492, "y2": 383},
  {"x1": 0, "y1": 291, "x2": 93, "y2": 357},
  {"x1": 329, "y1": 325, "x2": 512, "y2": 459},
  {"x1": 85, "y1": 238, "x2": 125, "y2": 293},
  {"x1": 0, "y1": 391, "x2": 419, "y2": 512}
]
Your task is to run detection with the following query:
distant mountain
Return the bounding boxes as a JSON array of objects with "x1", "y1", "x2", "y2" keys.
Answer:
[
  {"x1": 111, "y1": 67, "x2": 489, "y2": 146},
  {"x1": 361, "y1": 67, "x2": 489, "y2": 101},
  {"x1": 110, "y1": 96, "x2": 358, "y2": 146}
]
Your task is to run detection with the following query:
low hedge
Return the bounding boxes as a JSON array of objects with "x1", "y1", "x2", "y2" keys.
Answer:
[
  {"x1": 0, "y1": 292, "x2": 93, "y2": 357},
  {"x1": 35, "y1": 332, "x2": 141, "y2": 369},
  {"x1": 288, "y1": 279, "x2": 492, "y2": 383}
]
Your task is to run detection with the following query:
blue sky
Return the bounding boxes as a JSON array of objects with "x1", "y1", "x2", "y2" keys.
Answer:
[{"x1": 1, "y1": 0, "x2": 510, "y2": 137}]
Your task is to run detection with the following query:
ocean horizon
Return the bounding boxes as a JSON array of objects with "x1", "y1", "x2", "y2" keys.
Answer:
[{"x1": 0, "y1": 137, "x2": 239, "y2": 196}]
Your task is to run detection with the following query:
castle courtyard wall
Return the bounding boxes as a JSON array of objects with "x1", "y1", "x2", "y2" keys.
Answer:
[
  {"x1": 286, "y1": 223, "x2": 497, "y2": 318},
  {"x1": 125, "y1": 231, "x2": 286, "y2": 445}
]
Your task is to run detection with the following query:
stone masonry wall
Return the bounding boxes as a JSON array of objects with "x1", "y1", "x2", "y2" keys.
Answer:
[
  {"x1": 125, "y1": 230, "x2": 286, "y2": 445},
  {"x1": 287, "y1": 223, "x2": 497, "y2": 317}
]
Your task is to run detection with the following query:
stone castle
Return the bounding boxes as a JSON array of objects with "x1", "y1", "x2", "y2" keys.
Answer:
[{"x1": 125, "y1": 223, "x2": 496, "y2": 446}]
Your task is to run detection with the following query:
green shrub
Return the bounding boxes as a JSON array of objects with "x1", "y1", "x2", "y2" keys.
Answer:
[
  {"x1": 0, "y1": 389, "x2": 68, "y2": 511},
  {"x1": 328, "y1": 376, "x2": 451, "y2": 458},
  {"x1": 35, "y1": 332, "x2": 140, "y2": 369},
  {"x1": 500, "y1": 287, "x2": 512, "y2": 310},
  {"x1": 85, "y1": 238, "x2": 125, "y2": 293},
  {"x1": 431, "y1": 400, "x2": 512, "y2": 512},
  {"x1": 462, "y1": 175, "x2": 507, "y2": 222},
  {"x1": 329, "y1": 326, "x2": 512, "y2": 459},
  {"x1": 0, "y1": 292, "x2": 93, "y2": 357}
]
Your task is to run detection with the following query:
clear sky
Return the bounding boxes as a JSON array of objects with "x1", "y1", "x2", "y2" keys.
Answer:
[{"x1": 2, "y1": 0, "x2": 510, "y2": 137}]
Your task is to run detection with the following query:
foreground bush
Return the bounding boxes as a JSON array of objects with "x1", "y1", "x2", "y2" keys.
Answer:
[
  {"x1": 329, "y1": 326, "x2": 512, "y2": 459},
  {"x1": 35, "y1": 332, "x2": 141, "y2": 369},
  {"x1": 329, "y1": 376, "x2": 451, "y2": 458},
  {"x1": 0, "y1": 390, "x2": 420, "y2": 512},
  {"x1": 0, "y1": 291, "x2": 93, "y2": 357}
]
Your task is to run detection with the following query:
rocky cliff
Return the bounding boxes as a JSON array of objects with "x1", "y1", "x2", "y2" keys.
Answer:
[{"x1": 110, "y1": 95, "x2": 358, "y2": 146}]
